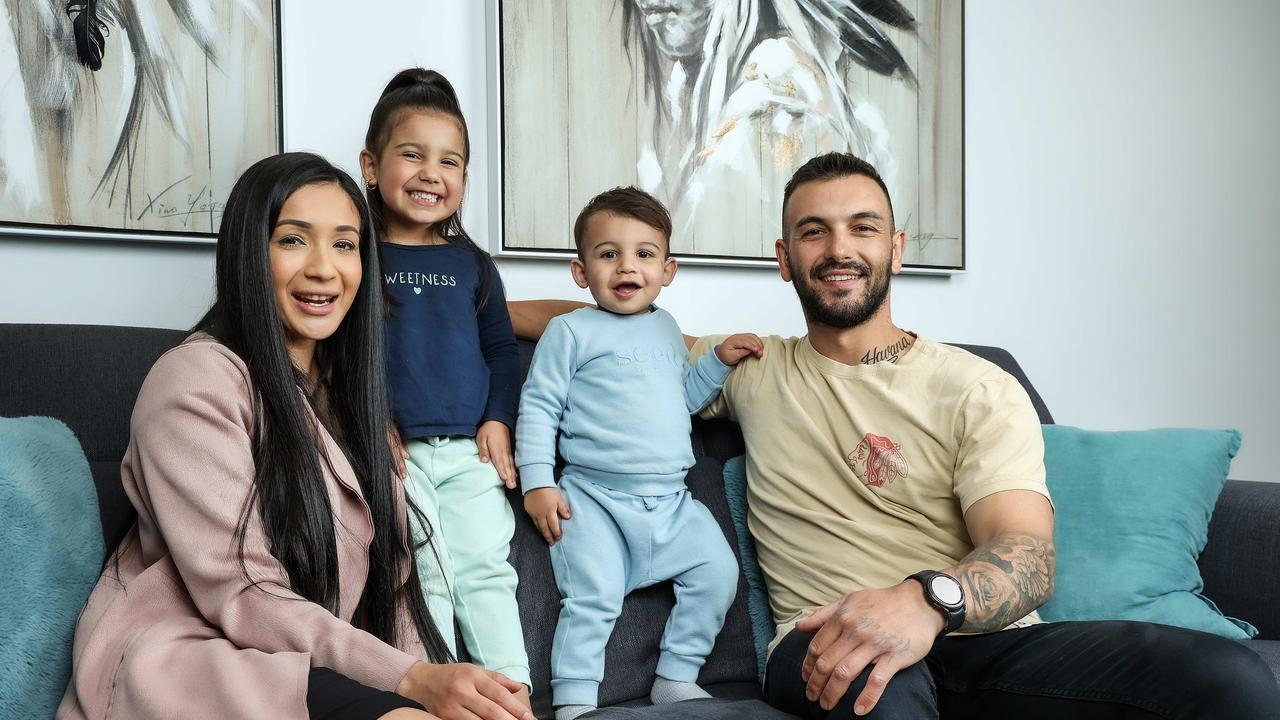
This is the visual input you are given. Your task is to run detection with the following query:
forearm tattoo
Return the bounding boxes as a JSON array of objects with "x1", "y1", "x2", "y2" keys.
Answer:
[{"x1": 955, "y1": 532, "x2": 1055, "y2": 632}]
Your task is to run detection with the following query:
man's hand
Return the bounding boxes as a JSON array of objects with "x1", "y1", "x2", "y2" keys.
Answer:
[
  {"x1": 476, "y1": 420, "x2": 517, "y2": 489},
  {"x1": 524, "y1": 487, "x2": 570, "y2": 545},
  {"x1": 793, "y1": 582, "x2": 944, "y2": 715},
  {"x1": 715, "y1": 333, "x2": 764, "y2": 366},
  {"x1": 791, "y1": 492, "x2": 1055, "y2": 715}
]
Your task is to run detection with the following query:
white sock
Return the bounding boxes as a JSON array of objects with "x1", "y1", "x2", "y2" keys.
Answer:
[
  {"x1": 555, "y1": 704, "x2": 595, "y2": 720},
  {"x1": 650, "y1": 676, "x2": 712, "y2": 704}
]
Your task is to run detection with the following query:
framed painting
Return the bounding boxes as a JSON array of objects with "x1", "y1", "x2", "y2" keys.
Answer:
[
  {"x1": 0, "y1": 0, "x2": 282, "y2": 243},
  {"x1": 488, "y1": 0, "x2": 964, "y2": 271}
]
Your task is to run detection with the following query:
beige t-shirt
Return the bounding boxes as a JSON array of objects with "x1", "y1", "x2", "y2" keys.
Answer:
[{"x1": 692, "y1": 334, "x2": 1050, "y2": 652}]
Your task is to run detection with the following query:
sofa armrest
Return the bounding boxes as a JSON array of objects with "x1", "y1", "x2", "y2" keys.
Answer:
[{"x1": 1198, "y1": 479, "x2": 1280, "y2": 640}]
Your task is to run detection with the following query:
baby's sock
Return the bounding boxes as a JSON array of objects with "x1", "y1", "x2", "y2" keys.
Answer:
[
  {"x1": 650, "y1": 676, "x2": 712, "y2": 704},
  {"x1": 555, "y1": 704, "x2": 595, "y2": 720}
]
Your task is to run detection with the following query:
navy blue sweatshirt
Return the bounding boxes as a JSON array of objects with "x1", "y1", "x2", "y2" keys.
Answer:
[{"x1": 382, "y1": 241, "x2": 519, "y2": 439}]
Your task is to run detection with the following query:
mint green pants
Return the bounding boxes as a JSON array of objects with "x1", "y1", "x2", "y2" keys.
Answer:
[{"x1": 404, "y1": 436, "x2": 530, "y2": 688}]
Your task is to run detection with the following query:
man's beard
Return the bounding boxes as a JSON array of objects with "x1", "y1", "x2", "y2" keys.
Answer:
[{"x1": 789, "y1": 255, "x2": 892, "y2": 329}]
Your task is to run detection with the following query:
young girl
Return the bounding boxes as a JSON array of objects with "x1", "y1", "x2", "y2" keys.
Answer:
[{"x1": 359, "y1": 69, "x2": 530, "y2": 707}]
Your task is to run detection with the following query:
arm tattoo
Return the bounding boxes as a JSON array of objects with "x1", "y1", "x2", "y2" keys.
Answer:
[{"x1": 955, "y1": 532, "x2": 1055, "y2": 633}]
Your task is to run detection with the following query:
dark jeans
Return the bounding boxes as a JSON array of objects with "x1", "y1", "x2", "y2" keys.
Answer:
[{"x1": 765, "y1": 621, "x2": 1280, "y2": 719}]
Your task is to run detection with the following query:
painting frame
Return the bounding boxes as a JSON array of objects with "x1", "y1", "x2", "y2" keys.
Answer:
[
  {"x1": 0, "y1": 0, "x2": 285, "y2": 246},
  {"x1": 486, "y1": 0, "x2": 965, "y2": 274}
]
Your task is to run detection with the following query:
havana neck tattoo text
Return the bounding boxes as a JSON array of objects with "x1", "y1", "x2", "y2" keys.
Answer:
[{"x1": 860, "y1": 334, "x2": 914, "y2": 365}]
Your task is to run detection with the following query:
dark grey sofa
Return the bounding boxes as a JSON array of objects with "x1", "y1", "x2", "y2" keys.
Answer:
[{"x1": 2, "y1": 323, "x2": 1277, "y2": 718}]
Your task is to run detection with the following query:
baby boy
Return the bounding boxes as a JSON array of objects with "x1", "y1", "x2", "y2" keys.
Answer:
[{"x1": 515, "y1": 187, "x2": 762, "y2": 720}]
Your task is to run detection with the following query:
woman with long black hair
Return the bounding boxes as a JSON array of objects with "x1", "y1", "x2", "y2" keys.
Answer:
[{"x1": 56, "y1": 153, "x2": 535, "y2": 720}]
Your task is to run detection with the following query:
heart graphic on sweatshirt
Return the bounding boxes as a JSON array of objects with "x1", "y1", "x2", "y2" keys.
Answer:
[{"x1": 413, "y1": 287, "x2": 422, "y2": 295}]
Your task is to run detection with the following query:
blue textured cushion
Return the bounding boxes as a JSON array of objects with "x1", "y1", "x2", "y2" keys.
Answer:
[
  {"x1": 0, "y1": 416, "x2": 103, "y2": 717},
  {"x1": 1038, "y1": 425, "x2": 1256, "y2": 639},
  {"x1": 722, "y1": 456, "x2": 774, "y2": 679}
]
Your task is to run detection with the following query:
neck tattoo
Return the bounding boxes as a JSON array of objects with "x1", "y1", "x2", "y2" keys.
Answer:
[{"x1": 860, "y1": 333, "x2": 915, "y2": 365}]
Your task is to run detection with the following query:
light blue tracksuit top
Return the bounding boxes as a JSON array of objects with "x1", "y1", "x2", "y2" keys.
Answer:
[
  {"x1": 516, "y1": 306, "x2": 740, "y2": 706},
  {"x1": 516, "y1": 306, "x2": 731, "y2": 496}
]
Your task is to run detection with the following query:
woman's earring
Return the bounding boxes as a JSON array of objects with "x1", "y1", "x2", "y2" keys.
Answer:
[{"x1": 365, "y1": 179, "x2": 377, "y2": 191}]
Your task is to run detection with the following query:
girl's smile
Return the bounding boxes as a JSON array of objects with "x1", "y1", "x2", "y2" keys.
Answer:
[
  {"x1": 409, "y1": 190, "x2": 443, "y2": 206},
  {"x1": 361, "y1": 110, "x2": 467, "y2": 244}
]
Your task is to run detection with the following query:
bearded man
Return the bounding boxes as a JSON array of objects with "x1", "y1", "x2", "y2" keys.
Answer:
[{"x1": 510, "y1": 153, "x2": 1279, "y2": 719}]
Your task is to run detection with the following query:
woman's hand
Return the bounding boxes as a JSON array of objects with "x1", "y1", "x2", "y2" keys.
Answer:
[
  {"x1": 397, "y1": 661, "x2": 535, "y2": 720},
  {"x1": 476, "y1": 420, "x2": 517, "y2": 489}
]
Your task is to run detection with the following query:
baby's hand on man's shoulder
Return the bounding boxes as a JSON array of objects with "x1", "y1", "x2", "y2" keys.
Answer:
[{"x1": 715, "y1": 333, "x2": 765, "y2": 366}]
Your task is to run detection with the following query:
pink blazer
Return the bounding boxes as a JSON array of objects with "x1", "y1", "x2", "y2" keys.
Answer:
[{"x1": 57, "y1": 336, "x2": 427, "y2": 719}]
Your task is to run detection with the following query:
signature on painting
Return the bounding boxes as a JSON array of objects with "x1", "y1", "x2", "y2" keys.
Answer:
[{"x1": 132, "y1": 176, "x2": 226, "y2": 229}]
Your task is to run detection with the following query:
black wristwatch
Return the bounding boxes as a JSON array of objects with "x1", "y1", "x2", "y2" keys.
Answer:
[{"x1": 906, "y1": 570, "x2": 965, "y2": 635}]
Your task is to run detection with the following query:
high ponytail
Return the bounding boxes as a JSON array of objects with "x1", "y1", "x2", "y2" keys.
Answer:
[{"x1": 364, "y1": 68, "x2": 497, "y2": 312}]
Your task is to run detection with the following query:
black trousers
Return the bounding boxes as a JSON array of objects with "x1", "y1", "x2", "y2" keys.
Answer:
[
  {"x1": 307, "y1": 667, "x2": 425, "y2": 720},
  {"x1": 765, "y1": 621, "x2": 1280, "y2": 719}
]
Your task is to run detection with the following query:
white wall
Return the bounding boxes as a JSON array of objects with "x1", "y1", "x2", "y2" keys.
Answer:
[{"x1": 2, "y1": 0, "x2": 1277, "y2": 480}]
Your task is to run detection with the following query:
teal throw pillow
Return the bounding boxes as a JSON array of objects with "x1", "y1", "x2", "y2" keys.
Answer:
[
  {"x1": 1038, "y1": 425, "x2": 1256, "y2": 639},
  {"x1": 722, "y1": 455, "x2": 774, "y2": 679},
  {"x1": 0, "y1": 416, "x2": 103, "y2": 717}
]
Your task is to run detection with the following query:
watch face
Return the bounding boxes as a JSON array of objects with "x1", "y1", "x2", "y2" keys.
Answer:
[{"x1": 930, "y1": 576, "x2": 963, "y2": 606}]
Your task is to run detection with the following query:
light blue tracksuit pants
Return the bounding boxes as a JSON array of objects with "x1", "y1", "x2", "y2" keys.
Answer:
[{"x1": 548, "y1": 468, "x2": 739, "y2": 707}]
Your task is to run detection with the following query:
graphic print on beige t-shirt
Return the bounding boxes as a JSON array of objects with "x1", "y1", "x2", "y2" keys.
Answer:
[{"x1": 848, "y1": 432, "x2": 910, "y2": 488}]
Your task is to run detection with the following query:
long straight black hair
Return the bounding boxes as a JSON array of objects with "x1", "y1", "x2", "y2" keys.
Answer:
[
  {"x1": 363, "y1": 67, "x2": 495, "y2": 311},
  {"x1": 195, "y1": 152, "x2": 452, "y2": 661}
]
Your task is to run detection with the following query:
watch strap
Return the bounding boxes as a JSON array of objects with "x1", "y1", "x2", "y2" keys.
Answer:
[{"x1": 906, "y1": 570, "x2": 965, "y2": 635}]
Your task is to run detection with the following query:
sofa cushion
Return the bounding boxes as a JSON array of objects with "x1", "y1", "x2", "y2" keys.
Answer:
[
  {"x1": 1241, "y1": 640, "x2": 1280, "y2": 685},
  {"x1": 1200, "y1": 480, "x2": 1280, "y2": 640},
  {"x1": 1038, "y1": 425, "x2": 1256, "y2": 639},
  {"x1": 0, "y1": 324, "x2": 185, "y2": 555},
  {"x1": 0, "y1": 416, "x2": 103, "y2": 718},
  {"x1": 90, "y1": 460, "x2": 134, "y2": 554},
  {"x1": 0, "y1": 325, "x2": 187, "y2": 464},
  {"x1": 722, "y1": 456, "x2": 773, "y2": 678},
  {"x1": 582, "y1": 693, "x2": 793, "y2": 718}
]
